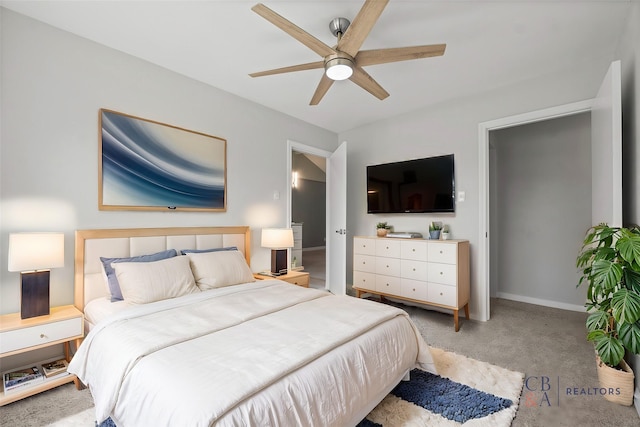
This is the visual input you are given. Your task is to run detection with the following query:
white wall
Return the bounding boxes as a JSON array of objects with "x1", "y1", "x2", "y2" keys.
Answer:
[
  {"x1": 615, "y1": 1, "x2": 640, "y2": 416},
  {"x1": 0, "y1": 9, "x2": 338, "y2": 314},
  {"x1": 340, "y1": 50, "x2": 619, "y2": 319},
  {"x1": 491, "y1": 113, "x2": 591, "y2": 310}
]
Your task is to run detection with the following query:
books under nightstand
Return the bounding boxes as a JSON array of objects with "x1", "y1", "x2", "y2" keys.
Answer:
[
  {"x1": 41, "y1": 358, "x2": 69, "y2": 378},
  {"x1": 3, "y1": 366, "x2": 43, "y2": 395}
]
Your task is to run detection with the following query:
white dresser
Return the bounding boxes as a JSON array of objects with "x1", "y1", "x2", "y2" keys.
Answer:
[
  {"x1": 291, "y1": 222, "x2": 303, "y2": 270},
  {"x1": 353, "y1": 236, "x2": 470, "y2": 331}
]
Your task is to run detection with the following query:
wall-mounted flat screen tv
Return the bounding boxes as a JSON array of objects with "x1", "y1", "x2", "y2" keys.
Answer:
[{"x1": 367, "y1": 154, "x2": 455, "y2": 213}]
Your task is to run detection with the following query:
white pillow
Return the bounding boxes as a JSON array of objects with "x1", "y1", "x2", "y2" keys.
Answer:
[
  {"x1": 113, "y1": 255, "x2": 199, "y2": 304},
  {"x1": 186, "y1": 250, "x2": 255, "y2": 290}
]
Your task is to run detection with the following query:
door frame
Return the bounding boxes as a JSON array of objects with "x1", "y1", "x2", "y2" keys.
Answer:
[
  {"x1": 477, "y1": 99, "x2": 593, "y2": 321},
  {"x1": 287, "y1": 140, "x2": 332, "y2": 288}
]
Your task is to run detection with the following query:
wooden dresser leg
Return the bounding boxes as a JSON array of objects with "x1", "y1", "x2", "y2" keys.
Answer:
[
  {"x1": 454, "y1": 309, "x2": 460, "y2": 332},
  {"x1": 356, "y1": 290, "x2": 362, "y2": 298},
  {"x1": 464, "y1": 304, "x2": 470, "y2": 320}
]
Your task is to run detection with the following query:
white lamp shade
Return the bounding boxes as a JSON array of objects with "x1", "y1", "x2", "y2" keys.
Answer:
[
  {"x1": 8, "y1": 233, "x2": 65, "y2": 272},
  {"x1": 261, "y1": 228, "x2": 294, "y2": 249}
]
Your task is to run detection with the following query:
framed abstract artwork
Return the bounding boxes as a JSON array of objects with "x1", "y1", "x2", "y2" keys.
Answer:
[{"x1": 99, "y1": 109, "x2": 226, "y2": 211}]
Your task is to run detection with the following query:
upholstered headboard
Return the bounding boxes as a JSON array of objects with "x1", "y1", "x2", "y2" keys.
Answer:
[{"x1": 74, "y1": 226, "x2": 251, "y2": 312}]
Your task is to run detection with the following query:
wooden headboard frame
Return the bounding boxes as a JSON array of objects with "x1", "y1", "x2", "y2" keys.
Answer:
[{"x1": 74, "y1": 226, "x2": 251, "y2": 312}]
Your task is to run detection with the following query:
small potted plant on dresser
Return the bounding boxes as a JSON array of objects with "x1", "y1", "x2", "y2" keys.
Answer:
[
  {"x1": 376, "y1": 222, "x2": 391, "y2": 237},
  {"x1": 576, "y1": 224, "x2": 640, "y2": 406},
  {"x1": 428, "y1": 222, "x2": 442, "y2": 240},
  {"x1": 441, "y1": 225, "x2": 451, "y2": 240}
]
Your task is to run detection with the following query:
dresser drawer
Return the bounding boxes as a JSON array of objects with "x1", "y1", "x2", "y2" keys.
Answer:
[
  {"x1": 427, "y1": 262, "x2": 457, "y2": 285},
  {"x1": 376, "y1": 239, "x2": 401, "y2": 258},
  {"x1": 401, "y1": 278, "x2": 428, "y2": 301},
  {"x1": 376, "y1": 275, "x2": 402, "y2": 295},
  {"x1": 354, "y1": 254, "x2": 376, "y2": 273},
  {"x1": 401, "y1": 259, "x2": 428, "y2": 281},
  {"x1": 353, "y1": 271, "x2": 376, "y2": 291},
  {"x1": 428, "y1": 283, "x2": 457, "y2": 307},
  {"x1": 401, "y1": 240, "x2": 428, "y2": 261},
  {"x1": 292, "y1": 226, "x2": 302, "y2": 240},
  {"x1": 375, "y1": 256, "x2": 401, "y2": 276},
  {"x1": 428, "y1": 242, "x2": 457, "y2": 264},
  {"x1": 354, "y1": 237, "x2": 376, "y2": 255},
  {"x1": 0, "y1": 317, "x2": 83, "y2": 355}
]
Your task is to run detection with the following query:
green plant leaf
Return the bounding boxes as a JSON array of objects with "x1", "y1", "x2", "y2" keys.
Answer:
[
  {"x1": 591, "y1": 259, "x2": 623, "y2": 292},
  {"x1": 586, "y1": 311, "x2": 610, "y2": 332},
  {"x1": 587, "y1": 329, "x2": 606, "y2": 342},
  {"x1": 616, "y1": 234, "x2": 640, "y2": 265},
  {"x1": 594, "y1": 333, "x2": 625, "y2": 367},
  {"x1": 618, "y1": 322, "x2": 640, "y2": 355},
  {"x1": 623, "y1": 268, "x2": 640, "y2": 293},
  {"x1": 611, "y1": 288, "x2": 640, "y2": 324}
]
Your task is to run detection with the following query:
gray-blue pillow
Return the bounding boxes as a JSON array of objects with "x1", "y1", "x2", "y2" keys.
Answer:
[
  {"x1": 100, "y1": 249, "x2": 177, "y2": 302},
  {"x1": 180, "y1": 246, "x2": 237, "y2": 255}
]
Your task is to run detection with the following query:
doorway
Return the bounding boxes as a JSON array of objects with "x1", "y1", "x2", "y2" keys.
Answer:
[
  {"x1": 489, "y1": 113, "x2": 591, "y2": 311},
  {"x1": 286, "y1": 140, "x2": 348, "y2": 295},
  {"x1": 291, "y1": 149, "x2": 327, "y2": 289}
]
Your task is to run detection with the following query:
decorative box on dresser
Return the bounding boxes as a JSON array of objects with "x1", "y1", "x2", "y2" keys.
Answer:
[
  {"x1": 353, "y1": 236, "x2": 470, "y2": 331},
  {"x1": 0, "y1": 305, "x2": 84, "y2": 405}
]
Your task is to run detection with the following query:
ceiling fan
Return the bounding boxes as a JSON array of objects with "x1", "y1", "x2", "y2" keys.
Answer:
[{"x1": 249, "y1": 0, "x2": 446, "y2": 105}]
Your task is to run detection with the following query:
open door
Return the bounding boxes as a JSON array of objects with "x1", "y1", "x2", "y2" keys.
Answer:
[
  {"x1": 591, "y1": 60, "x2": 622, "y2": 226},
  {"x1": 287, "y1": 140, "x2": 347, "y2": 294},
  {"x1": 327, "y1": 141, "x2": 347, "y2": 295}
]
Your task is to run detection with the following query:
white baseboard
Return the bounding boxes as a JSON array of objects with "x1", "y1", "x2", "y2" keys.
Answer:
[{"x1": 496, "y1": 292, "x2": 586, "y2": 312}]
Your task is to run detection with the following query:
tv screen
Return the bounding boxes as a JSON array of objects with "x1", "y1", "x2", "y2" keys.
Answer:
[{"x1": 367, "y1": 154, "x2": 455, "y2": 213}]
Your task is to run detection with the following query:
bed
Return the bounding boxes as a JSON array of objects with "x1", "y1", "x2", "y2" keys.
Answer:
[{"x1": 69, "y1": 226, "x2": 435, "y2": 427}]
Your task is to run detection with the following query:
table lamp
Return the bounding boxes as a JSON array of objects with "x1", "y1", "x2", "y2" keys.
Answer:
[
  {"x1": 261, "y1": 228, "x2": 294, "y2": 276},
  {"x1": 8, "y1": 233, "x2": 64, "y2": 319}
]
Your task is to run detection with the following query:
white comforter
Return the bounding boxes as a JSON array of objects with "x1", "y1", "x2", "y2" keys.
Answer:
[{"x1": 69, "y1": 280, "x2": 435, "y2": 426}]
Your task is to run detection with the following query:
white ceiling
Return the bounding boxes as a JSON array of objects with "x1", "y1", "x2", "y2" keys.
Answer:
[{"x1": 1, "y1": 0, "x2": 633, "y2": 133}]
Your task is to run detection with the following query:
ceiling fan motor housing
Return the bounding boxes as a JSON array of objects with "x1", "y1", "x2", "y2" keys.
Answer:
[{"x1": 329, "y1": 17, "x2": 351, "y2": 38}]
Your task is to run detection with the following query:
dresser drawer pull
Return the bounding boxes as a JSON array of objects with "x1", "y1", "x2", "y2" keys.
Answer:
[
  {"x1": 440, "y1": 292, "x2": 443, "y2": 296},
  {"x1": 439, "y1": 250, "x2": 443, "y2": 254},
  {"x1": 412, "y1": 249, "x2": 416, "y2": 252},
  {"x1": 40, "y1": 334, "x2": 46, "y2": 339},
  {"x1": 412, "y1": 268, "x2": 416, "y2": 271},
  {"x1": 440, "y1": 271, "x2": 443, "y2": 275},
  {"x1": 412, "y1": 288, "x2": 416, "y2": 292}
]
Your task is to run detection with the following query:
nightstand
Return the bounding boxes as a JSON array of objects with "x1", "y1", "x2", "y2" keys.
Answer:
[
  {"x1": 254, "y1": 270, "x2": 310, "y2": 288},
  {"x1": 0, "y1": 305, "x2": 84, "y2": 406}
]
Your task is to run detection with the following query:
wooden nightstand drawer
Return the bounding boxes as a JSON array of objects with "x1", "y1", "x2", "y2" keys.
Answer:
[
  {"x1": 282, "y1": 272, "x2": 310, "y2": 287},
  {"x1": 0, "y1": 317, "x2": 82, "y2": 355}
]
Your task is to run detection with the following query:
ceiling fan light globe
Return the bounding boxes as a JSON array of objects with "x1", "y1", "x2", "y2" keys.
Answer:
[{"x1": 325, "y1": 58, "x2": 353, "y2": 81}]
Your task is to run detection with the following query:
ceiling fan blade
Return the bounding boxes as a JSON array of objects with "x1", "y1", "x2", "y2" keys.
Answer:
[
  {"x1": 250, "y1": 61, "x2": 325, "y2": 77},
  {"x1": 349, "y1": 66, "x2": 389, "y2": 100},
  {"x1": 355, "y1": 44, "x2": 446, "y2": 67},
  {"x1": 337, "y1": 0, "x2": 389, "y2": 57},
  {"x1": 252, "y1": 3, "x2": 335, "y2": 58},
  {"x1": 310, "y1": 74, "x2": 335, "y2": 105}
]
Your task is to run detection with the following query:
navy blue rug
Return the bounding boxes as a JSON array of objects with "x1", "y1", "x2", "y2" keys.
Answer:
[{"x1": 356, "y1": 369, "x2": 514, "y2": 426}]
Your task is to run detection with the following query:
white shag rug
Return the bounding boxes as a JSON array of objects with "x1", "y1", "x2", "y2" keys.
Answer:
[
  {"x1": 364, "y1": 347, "x2": 525, "y2": 426},
  {"x1": 48, "y1": 347, "x2": 524, "y2": 427}
]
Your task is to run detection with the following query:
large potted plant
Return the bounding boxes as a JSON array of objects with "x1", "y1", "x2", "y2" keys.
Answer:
[{"x1": 576, "y1": 224, "x2": 640, "y2": 406}]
